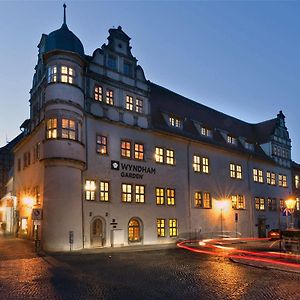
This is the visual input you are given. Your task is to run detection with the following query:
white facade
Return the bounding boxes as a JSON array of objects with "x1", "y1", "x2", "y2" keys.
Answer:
[{"x1": 12, "y1": 15, "x2": 296, "y2": 251}]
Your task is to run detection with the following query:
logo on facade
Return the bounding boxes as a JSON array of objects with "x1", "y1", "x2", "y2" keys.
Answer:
[{"x1": 111, "y1": 160, "x2": 120, "y2": 170}]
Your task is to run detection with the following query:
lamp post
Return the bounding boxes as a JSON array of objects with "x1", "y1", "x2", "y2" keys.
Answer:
[{"x1": 285, "y1": 198, "x2": 296, "y2": 229}]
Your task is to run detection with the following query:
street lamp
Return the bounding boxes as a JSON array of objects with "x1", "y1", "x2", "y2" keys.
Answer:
[{"x1": 285, "y1": 198, "x2": 296, "y2": 229}]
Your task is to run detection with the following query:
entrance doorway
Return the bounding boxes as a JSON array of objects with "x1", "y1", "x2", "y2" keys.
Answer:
[
  {"x1": 91, "y1": 218, "x2": 105, "y2": 247},
  {"x1": 128, "y1": 218, "x2": 143, "y2": 243},
  {"x1": 257, "y1": 218, "x2": 266, "y2": 238}
]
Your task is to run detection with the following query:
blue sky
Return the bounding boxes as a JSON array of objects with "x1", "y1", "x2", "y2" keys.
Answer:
[{"x1": 0, "y1": 1, "x2": 299, "y2": 162}]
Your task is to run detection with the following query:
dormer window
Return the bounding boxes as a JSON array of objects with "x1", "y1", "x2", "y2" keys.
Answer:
[
  {"x1": 227, "y1": 135, "x2": 237, "y2": 145},
  {"x1": 201, "y1": 127, "x2": 212, "y2": 138},
  {"x1": 245, "y1": 142, "x2": 254, "y2": 151},
  {"x1": 169, "y1": 116, "x2": 182, "y2": 128},
  {"x1": 107, "y1": 55, "x2": 117, "y2": 70}
]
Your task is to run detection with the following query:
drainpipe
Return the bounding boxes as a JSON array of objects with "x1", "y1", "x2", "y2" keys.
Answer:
[
  {"x1": 187, "y1": 141, "x2": 191, "y2": 239},
  {"x1": 247, "y1": 154, "x2": 254, "y2": 237}
]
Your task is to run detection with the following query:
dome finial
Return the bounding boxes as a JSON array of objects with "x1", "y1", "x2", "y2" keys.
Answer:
[{"x1": 63, "y1": 3, "x2": 67, "y2": 25}]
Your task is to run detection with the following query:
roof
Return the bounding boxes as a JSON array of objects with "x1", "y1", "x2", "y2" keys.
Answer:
[{"x1": 149, "y1": 82, "x2": 277, "y2": 159}]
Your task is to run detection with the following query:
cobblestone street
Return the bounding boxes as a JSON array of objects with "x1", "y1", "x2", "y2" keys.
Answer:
[{"x1": 1, "y1": 236, "x2": 300, "y2": 300}]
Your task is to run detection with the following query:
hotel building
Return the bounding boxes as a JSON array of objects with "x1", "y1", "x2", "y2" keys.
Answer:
[{"x1": 10, "y1": 9, "x2": 299, "y2": 251}]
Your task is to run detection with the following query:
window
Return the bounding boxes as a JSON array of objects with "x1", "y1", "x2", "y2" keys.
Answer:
[
  {"x1": 107, "y1": 55, "x2": 117, "y2": 70},
  {"x1": 156, "y1": 188, "x2": 165, "y2": 205},
  {"x1": 155, "y1": 147, "x2": 164, "y2": 163},
  {"x1": 62, "y1": 119, "x2": 76, "y2": 140},
  {"x1": 230, "y1": 163, "x2": 242, "y2": 179},
  {"x1": 231, "y1": 195, "x2": 245, "y2": 210},
  {"x1": 94, "y1": 86, "x2": 103, "y2": 101},
  {"x1": 245, "y1": 142, "x2": 254, "y2": 151},
  {"x1": 33, "y1": 143, "x2": 40, "y2": 162},
  {"x1": 201, "y1": 127, "x2": 211, "y2": 137},
  {"x1": 255, "y1": 197, "x2": 265, "y2": 210},
  {"x1": 135, "y1": 98, "x2": 143, "y2": 113},
  {"x1": 124, "y1": 61, "x2": 133, "y2": 76},
  {"x1": 203, "y1": 192, "x2": 212, "y2": 209},
  {"x1": 194, "y1": 192, "x2": 202, "y2": 208},
  {"x1": 295, "y1": 175, "x2": 300, "y2": 189},
  {"x1": 166, "y1": 149, "x2": 174, "y2": 165},
  {"x1": 157, "y1": 219, "x2": 165, "y2": 237},
  {"x1": 193, "y1": 155, "x2": 201, "y2": 172},
  {"x1": 47, "y1": 66, "x2": 57, "y2": 83},
  {"x1": 202, "y1": 157, "x2": 209, "y2": 173},
  {"x1": 122, "y1": 183, "x2": 132, "y2": 202},
  {"x1": 169, "y1": 117, "x2": 182, "y2": 128},
  {"x1": 296, "y1": 198, "x2": 300, "y2": 211},
  {"x1": 134, "y1": 143, "x2": 144, "y2": 160},
  {"x1": 128, "y1": 218, "x2": 141, "y2": 242},
  {"x1": 253, "y1": 168, "x2": 263, "y2": 183},
  {"x1": 17, "y1": 158, "x2": 21, "y2": 172},
  {"x1": 267, "y1": 172, "x2": 276, "y2": 185},
  {"x1": 106, "y1": 89, "x2": 114, "y2": 105},
  {"x1": 121, "y1": 140, "x2": 131, "y2": 158},
  {"x1": 169, "y1": 219, "x2": 178, "y2": 237},
  {"x1": 167, "y1": 188, "x2": 175, "y2": 206},
  {"x1": 267, "y1": 198, "x2": 277, "y2": 211},
  {"x1": 34, "y1": 186, "x2": 40, "y2": 205},
  {"x1": 135, "y1": 185, "x2": 145, "y2": 203},
  {"x1": 61, "y1": 66, "x2": 74, "y2": 84},
  {"x1": 280, "y1": 199, "x2": 285, "y2": 209},
  {"x1": 85, "y1": 180, "x2": 96, "y2": 201},
  {"x1": 227, "y1": 135, "x2": 236, "y2": 145},
  {"x1": 96, "y1": 135, "x2": 108, "y2": 155},
  {"x1": 100, "y1": 181, "x2": 109, "y2": 202},
  {"x1": 46, "y1": 118, "x2": 57, "y2": 139},
  {"x1": 278, "y1": 174, "x2": 287, "y2": 187},
  {"x1": 126, "y1": 95, "x2": 133, "y2": 111}
]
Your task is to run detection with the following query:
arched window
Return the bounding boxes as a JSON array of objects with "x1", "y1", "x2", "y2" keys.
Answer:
[{"x1": 128, "y1": 218, "x2": 141, "y2": 242}]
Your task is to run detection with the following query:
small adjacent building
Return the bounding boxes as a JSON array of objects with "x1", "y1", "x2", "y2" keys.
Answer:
[{"x1": 10, "y1": 7, "x2": 299, "y2": 251}]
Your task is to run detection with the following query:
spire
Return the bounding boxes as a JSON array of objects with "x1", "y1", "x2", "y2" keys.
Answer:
[{"x1": 63, "y1": 3, "x2": 67, "y2": 26}]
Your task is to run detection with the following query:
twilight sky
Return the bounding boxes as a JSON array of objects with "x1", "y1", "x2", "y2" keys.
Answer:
[{"x1": 0, "y1": 1, "x2": 299, "y2": 162}]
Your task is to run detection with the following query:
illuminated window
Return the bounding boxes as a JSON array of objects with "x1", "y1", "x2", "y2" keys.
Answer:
[
  {"x1": 122, "y1": 183, "x2": 132, "y2": 202},
  {"x1": 169, "y1": 116, "x2": 182, "y2": 128},
  {"x1": 61, "y1": 66, "x2": 74, "y2": 84},
  {"x1": 121, "y1": 140, "x2": 131, "y2": 158},
  {"x1": 203, "y1": 192, "x2": 212, "y2": 209},
  {"x1": 106, "y1": 89, "x2": 114, "y2": 105},
  {"x1": 156, "y1": 187, "x2": 165, "y2": 205},
  {"x1": 34, "y1": 186, "x2": 40, "y2": 205},
  {"x1": 253, "y1": 168, "x2": 263, "y2": 183},
  {"x1": 126, "y1": 95, "x2": 133, "y2": 111},
  {"x1": 157, "y1": 219, "x2": 165, "y2": 237},
  {"x1": 193, "y1": 155, "x2": 201, "y2": 172},
  {"x1": 202, "y1": 157, "x2": 209, "y2": 173},
  {"x1": 267, "y1": 198, "x2": 277, "y2": 211},
  {"x1": 296, "y1": 198, "x2": 300, "y2": 211},
  {"x1": 267, "y1": 172, "x2": 276, "y2": 185},
  {"x1": 46, "y1": 118, "x2": 57, "y2": 139},
  {"x1": 166, "y1": 149, "x2": 174, "y2": 165},
  {"x1": 167, "y1": 188, "x2": 175, "y2": 206},
  {"x1": 96, "y1": 135, "x2": 108, "y2": 155},
  {"x1": 230, "y1": 163, "x2": 242, "y2": 179},
  {"x1": 135, "y1": 98, "x2": 143, "y2": 113},
  {"x1": 62, "y1": 119, "x2": 76, "y2": 140},
  {"x1": 227, "y1": 135, "x2": 236, "y2": 145},
  {"x1": 134, "y1": 143, "x2": 144, "y2": 160},
  {"x1": 169, "y1": 219, "x2": 178, "y2": 237},
  {"x1": 280, "y1": 199, "x2": 285, "y2": 209},
  {"x1": 128, "y1": 218, "x2": 141, "y2": 242},
  {"x1": 85, "y1": 180, "x2": 96, "y2": 201},
  {"x1": 194, "y1": 192, "x2": 202, "y2": 208},
  {"x1": 231, "y1": 195, "x2": 245, "y2": 210},
  {"x1": 255, "y1": 197, "x2": 265, "y2": 210},
  {"x1": 100, "y1": 181, "x2": 109, "y2": 202},
  {"x1": 21, "y1": 218, "x2": 28, "y2": 234},
  {"x1": 295, "y1": 175, "x2": 300, "y2": 189},
  {"x1": 201, "y1": 127, "x2": 211, "y2": 137},
  {"x1": 155, "y1": 147, "x2": 164, "y2": 163},
  {"x1": 278, "y1": 174, "x2": 287, "y2": 187},
  {"x1": 94, "y1": 86, "x2": 103, "y2": 101},
  {"x1": 135, "y1": 185, "x2": 145, "y2": 203},
  {"x1": 47, "y1": 66, "x2": 57, "y2": 83}
]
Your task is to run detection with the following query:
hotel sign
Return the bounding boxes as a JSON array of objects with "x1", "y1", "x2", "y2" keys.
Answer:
[{"x1": 111, "y1": 160, "x2": 156, "y2": 179}]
